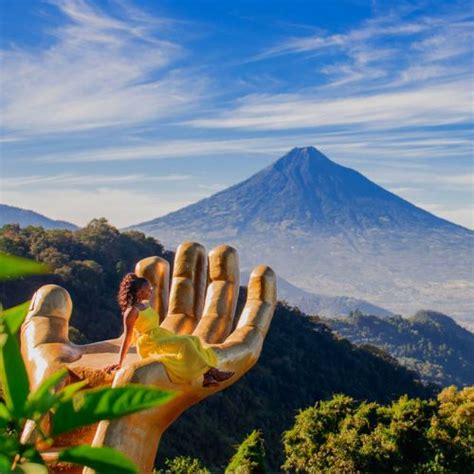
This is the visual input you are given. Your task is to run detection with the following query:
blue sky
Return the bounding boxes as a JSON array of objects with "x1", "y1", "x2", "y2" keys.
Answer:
[{"x1": 0, "y1": 0, "x2": 472, "y2": 228}]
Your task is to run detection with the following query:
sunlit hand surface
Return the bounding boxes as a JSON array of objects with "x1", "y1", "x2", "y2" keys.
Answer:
[{"x1": 20, "y1": 242, "x2": 276, "y2": 473}]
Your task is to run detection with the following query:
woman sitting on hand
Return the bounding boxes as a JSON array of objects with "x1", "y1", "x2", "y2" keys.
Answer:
[{"x1": 105, "y1": 273, "x2": 234, "y2": 387}]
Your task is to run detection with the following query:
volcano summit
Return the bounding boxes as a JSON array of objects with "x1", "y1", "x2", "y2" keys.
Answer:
[{"x1": 131, "y1": 147, "x2": 473, "y2": 326}]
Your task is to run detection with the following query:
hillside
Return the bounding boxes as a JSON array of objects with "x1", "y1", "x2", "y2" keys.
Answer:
[
  {"x1": 0, "y1": 221, "x2": 432, "y2": 470},
  {"x1": 0, "y1": 203, "x2": 78, "y2": 230},
  {"x1": 130, "y1": 146, "x2": 474, "y2": 326},
  {"x1": 157, "y1": 301, "x2": 431, "y2": 470},
  {"x1": 323, "y1": 310, "x2": 474, "y2": 387}
]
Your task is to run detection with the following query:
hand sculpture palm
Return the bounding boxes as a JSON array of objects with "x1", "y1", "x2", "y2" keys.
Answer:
[{"x1": 20, "y1": 242, "x2": 276, "y2": 473}]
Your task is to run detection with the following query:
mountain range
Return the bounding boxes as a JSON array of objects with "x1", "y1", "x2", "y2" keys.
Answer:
[
  {"x1": 0, "y1": 204, "x2": 78, "y2": 230},
  {"x1": 131, "y1": 146, "x2": 474, "y2": 327},
  {"x1": 323, "y1": 310, "x2": 474, "y2": 387},
  {"x1": 247, "y1": 272, "x2": 393, "y2": 318}
]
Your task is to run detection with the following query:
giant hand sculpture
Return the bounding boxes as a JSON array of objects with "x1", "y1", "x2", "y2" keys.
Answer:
[{"x1": 20, "y1": 242, "x2": 276, "y2": 473}]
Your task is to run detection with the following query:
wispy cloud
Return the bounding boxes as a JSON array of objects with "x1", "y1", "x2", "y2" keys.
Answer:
[
  {"x1": 188, "y1": 5, "x2": 473, "y2": 132},
  {"x1": 1, "y1": 173, "x2": 192, "y2": 189},
  {"x1": 252, "y1": 13, "x2": 429, "y2": 61},
  {"x1": 237, "y1": 6, "x2": 473, "y2": 98},
  {"x1": 187, "y1": 80, "x2": 472, "y2": 130},
  {"x1": 29, "y1": 128, "x2": 472, "y2": 167},
  {"x1": 36, "y1": 137, "x2": 287, "y2": 162},
  {"x1": 0, "y1": 0, "x2": 206, "y2": 135}
]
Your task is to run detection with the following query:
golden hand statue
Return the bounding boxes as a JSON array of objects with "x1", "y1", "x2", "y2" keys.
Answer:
[{"x1": 20, "y1": 242, "x2": 276, "y2": 473}]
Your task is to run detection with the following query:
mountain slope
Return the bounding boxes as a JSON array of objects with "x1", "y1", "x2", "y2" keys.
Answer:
[
  {"x1": 244, "y1": 272, "x2": 393, "y2": 318},
  {"x1": 158, "y1": 301, "x2": 431, "y2": 470},
  {"x1": 131, "y1": 147, "x2": 474, "y2": 325},
  {"x1": 324, "y1": 310, "x2": 474, "y2": 387},
  {"x1": 0, "y1": 204, "x2": 78, "y2": 230}
]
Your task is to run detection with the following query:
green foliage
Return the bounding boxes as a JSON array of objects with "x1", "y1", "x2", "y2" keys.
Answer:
[
  {"x1": 156, "y1": 456, "x2": 210, "y2": 474},
  {"x1": 325, "y1": 310, "x2": 474, "y2": 387},
  {"x1": 58, "y1": 445, "x2": 139, "y2": 474},
  {"x1": 0, "y1": 312, "x2": 30, "y2": 418},
  {"x1": 0, "y1": 220, "x2": 172, "y2": 342},
  {"x1": 0, "y1": 251, "x2": 175, "y2": 472},
  {"x1": 0, "y1": 253, "x2": 48, "y2": 280},
  {"x1": 51, "y1": 385, "x2": 174, "y2": 436},
  {"x1": 225, "y1": 430, "x2": 269, "y2": 474},
  {"x1": 282, "y1": 387, "x2": 474, "y2": 473}
]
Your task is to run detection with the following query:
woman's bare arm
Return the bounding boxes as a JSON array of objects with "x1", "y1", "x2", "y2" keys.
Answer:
[{"x1": 106, "y1": 307, "x2": 138, "y2": 371}]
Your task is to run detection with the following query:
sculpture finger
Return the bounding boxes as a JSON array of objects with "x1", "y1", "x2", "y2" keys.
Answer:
[
  {"x1": 135, "y1": 256, "x2": 170, "y2": 324},
  {"x1": 161, "y1": 242, "x2": 207, "y2": 334},
  {"x1": 20, "y1": 284, "x2": 81, "y2": 389},
  {"x1": 192, "y1": 245, "x2": 239, "y2": 343},
  {"x1": 211, "y1": 265, "x2": 276, "y2": 377}
]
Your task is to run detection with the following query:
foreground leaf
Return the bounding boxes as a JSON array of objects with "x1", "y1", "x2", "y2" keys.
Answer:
[
  {"x1": 0, "y1": 453, "x2": 10, "y2": 472},
  {"x1": 25, "y1": 369, "x2": 68, "y2": 418},
  {"x1": 58, "y1": 445, "x2": 138, "y2": 474},
  {"x1": 1, "y1": 301, "x2": 31, "y2": 334},
  {"x1": 57, "y1": 379, "x2": 89, "y2": 402},
  {"x1": 0, "y1": 253, "x2": 49, "y2": 280},
  {"x1": 0, "y1": 319, "x2": 29, "y2": 418},
  {"x1": 51, "y1": 384, "x2": 175, "y2": 436},
  {"x1": 0, "y1": 402, "x2": 11, "y2": 428},
  {"x1": 12, "y1": 462, "x2": 48, "y2": 473}
]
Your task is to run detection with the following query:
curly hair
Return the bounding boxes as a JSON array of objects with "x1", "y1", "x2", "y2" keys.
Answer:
[{"x1": 117, "y1": 273, "x2": 149, "y2": 314}]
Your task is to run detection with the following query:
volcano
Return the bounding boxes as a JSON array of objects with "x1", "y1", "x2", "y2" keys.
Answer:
[{"x1": 131, "y1": 147, "x2": 474, "y2": 326}]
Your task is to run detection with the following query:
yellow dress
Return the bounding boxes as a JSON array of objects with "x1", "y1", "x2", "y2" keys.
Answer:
[{"x1": 133, "y1": 305, "x2": 217, "y2": 384}]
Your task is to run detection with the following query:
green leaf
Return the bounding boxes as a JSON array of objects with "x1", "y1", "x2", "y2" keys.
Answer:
[
  {"x1": 20, "y1": 446, "x2": 43, "y2": 464},
  {"x1": 51, "y1": 384, "x2": 175, "y2": 436},
  {"x1": 58, "y1": 445, "x2": 139, "y2": 473},
  {"x1": 0, "y1": 319, "x2": 29, "y2": 418},
  {"x1": 58, "y1": 379, "x2": 89, "y2": 402},
  {"x1": 12, "y1": 462, "x2": 49, "y2": 473},
  {"x1": 0, "y1": 403, "x2": 11, "y2": 427},
  {"x1": 25, "y1": 369, "x2": 68, "y2": 418},
  {"x1": 1, "y1": 301, "x2": 31, "y2": 334},
  {"x1": 0, "y1": 434, "x2": 19, "y2": 458},
  {"x1": 0, "y1": 453, "x2": 11, "y2": 472},
  {"x1": 0, "y1": 253, "x2": 49, "y2": 280}
]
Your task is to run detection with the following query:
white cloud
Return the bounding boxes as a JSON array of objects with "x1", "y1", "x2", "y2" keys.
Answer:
[
  {"x1": 25, "y1": 128, "x2": 471, "y2": 170},
  {"x1": 0, "y1": 173, "x2": 192, "y2": 189},
  {"x1": 187, "y1": 80, "x2": 472, "y2": 131},
  {"x1": 36, "y1": 137, "x2": 288, "y2": 163},
  {"x1": 0, "y1": 0, "x2": 205, "y2": 135},
  {"x1": 248, "y1": 8, "x2": 473, "y2": 94},
  {"x1": 252, "y1": 14, "x2": 429, "y2": 61}
]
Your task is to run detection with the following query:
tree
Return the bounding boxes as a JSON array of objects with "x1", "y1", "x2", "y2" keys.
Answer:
[
  {"x1": 157, "y1": 456, "x2": 210, "y2": 474},
  {"x1": 225, "y1": 430, "x2": 269, "y2": 474},
  {"x1": 283, "y1": 388, "x2": 474, "y2": 473}
]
